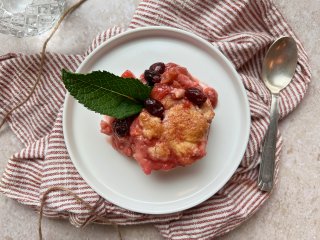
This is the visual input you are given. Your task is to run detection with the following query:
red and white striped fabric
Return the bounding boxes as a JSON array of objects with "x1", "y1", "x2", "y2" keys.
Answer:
[{"x1": 0, "y1": 0, "x2": 311, "y2": 239}]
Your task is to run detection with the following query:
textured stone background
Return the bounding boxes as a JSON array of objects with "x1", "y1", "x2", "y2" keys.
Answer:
[{"x1": 0, "y1": 0, "x2": 319, "y2": 239}]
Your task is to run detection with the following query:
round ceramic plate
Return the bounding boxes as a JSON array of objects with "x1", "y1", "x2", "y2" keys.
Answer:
[{"x1": 63, "y1": 26, "x2": 250, "y2": 214}]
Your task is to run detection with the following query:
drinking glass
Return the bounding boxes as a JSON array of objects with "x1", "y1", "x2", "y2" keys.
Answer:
[{"x1": 0, "y1": 0, "x2": 65, "y2": 37}]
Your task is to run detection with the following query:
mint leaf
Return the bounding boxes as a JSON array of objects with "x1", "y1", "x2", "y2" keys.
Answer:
[{"x1": 62, "y1": 69, "x2": 152, "y2": 119}]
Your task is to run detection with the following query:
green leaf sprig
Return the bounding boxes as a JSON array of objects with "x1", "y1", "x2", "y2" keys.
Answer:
[{"x1": 62, "y1": 69, "x2": 152, "y2": 119}]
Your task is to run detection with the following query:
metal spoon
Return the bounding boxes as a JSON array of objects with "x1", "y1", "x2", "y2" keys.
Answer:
[{"x1": 258, "y1": 36, "x2": 298, "y2": 192}]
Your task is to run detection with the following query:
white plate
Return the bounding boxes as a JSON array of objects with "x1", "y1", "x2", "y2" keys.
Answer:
[{"x1": 63, "y1": 26, "x2": 250, "y2": 214}]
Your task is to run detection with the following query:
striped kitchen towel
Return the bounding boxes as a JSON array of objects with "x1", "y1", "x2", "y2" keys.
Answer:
[{"x1": 0, "y1": 0, "x2": 311, "y2": 239}]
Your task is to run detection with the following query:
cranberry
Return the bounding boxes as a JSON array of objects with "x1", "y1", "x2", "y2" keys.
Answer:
[
  {"x1": 144, "y1": 98, "x2": 165, "y2": 118},
  {"x1": 144, "y1": 70, "x2": 161, "y2": 86},
  {"x1": 185, "y1": 88, "x2": 207, "y2": 107},
  {"x1": 152, "y1": 74, "x2": 161, "y2": 83},
  {"x1": 112, "y1": 117, "x2": 134, "y2": 137},
  {"x1": 144, "y1": 69, "x2": 154, "y2": 82},
  {"x1": 149, "y1": 62, "x2": 165, "y2": 74}
]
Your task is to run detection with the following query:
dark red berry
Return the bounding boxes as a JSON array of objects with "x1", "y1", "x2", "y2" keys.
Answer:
[
  {"x1": 112, "y1": 118, "x2": 134, "y2": 137},
  {"x1": 144, "y1": 69, "x2": 154, "y2": 82},
  {"x1": 149, "y1": 62, "x2": 165, "y2": 74},
  {"x1": 144, "y1": 69, "x2": 161, "y2": 86},
  {"x1": 152, "y1": 74, "x2": 161, "y2": 83},
  {"x1": 185, "y1": 88, "x2": 207, "y2": 107},
  {"x1": 144, "y1": 98, "x2": 165, "y2": 118}
]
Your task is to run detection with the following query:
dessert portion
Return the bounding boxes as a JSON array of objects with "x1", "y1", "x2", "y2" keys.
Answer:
[{"x1": 100, "y1": 62, "x2": 218, "y2": 174}]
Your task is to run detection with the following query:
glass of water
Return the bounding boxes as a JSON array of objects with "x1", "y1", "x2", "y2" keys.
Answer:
[{"x1": 0, "y1": 0, "x2": 65, "y2": 37}]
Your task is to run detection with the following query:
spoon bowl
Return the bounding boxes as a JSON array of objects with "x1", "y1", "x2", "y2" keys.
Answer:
[
  {"x1": 262, "y1": 37, "x2": 298, "y2": 94},
  {"x1": 258, "y1": 36, "x2": 298, "y2": 191}
]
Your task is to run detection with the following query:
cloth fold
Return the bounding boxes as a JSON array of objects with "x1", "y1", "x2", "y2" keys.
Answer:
[{"x1": 0, "y1": 1, "x2": 311, "y2": 239}]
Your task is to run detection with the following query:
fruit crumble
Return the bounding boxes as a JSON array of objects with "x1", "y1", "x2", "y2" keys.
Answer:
[{"x1": 100, "y1": 62, "x2": 218, "y2": 174}]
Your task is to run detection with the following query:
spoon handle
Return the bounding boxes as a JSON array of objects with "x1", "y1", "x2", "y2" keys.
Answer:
[{"x1": 258, "y1": 94, "x2": 279, "y2": 192}]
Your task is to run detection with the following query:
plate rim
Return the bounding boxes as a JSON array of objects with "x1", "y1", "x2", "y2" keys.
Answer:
[{"x1": 63, "y1": 26, "x2": 251, "y2": 214}]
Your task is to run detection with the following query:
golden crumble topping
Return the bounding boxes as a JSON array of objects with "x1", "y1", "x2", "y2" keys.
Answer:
[
  {"x1": 138, "y1": 99, "x2": 214, "y2": 164},
  {"x1": 139, "y1": 111, "x2": 163, "y2": 139},
  {"x1": 148, "y1": 142, "x2": 171, "y2": 161},
  {"x1": 164, "y1": 102, "x2": 212, "y2": 143}
]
